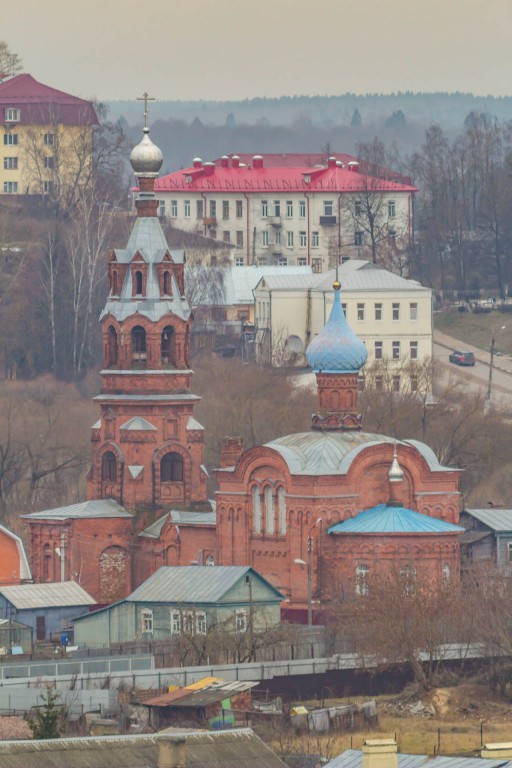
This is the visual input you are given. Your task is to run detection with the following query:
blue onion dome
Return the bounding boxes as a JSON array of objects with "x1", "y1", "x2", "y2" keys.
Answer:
[
  {"x1": 130, "y1": 127, "x2": 163, "y2": 175},
  {"x1": 306, "y1": 281, "x2": 368, "y2": 373}
]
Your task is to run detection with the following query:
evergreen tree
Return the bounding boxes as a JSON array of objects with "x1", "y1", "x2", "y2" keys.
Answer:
[
  {"x1": 351, "y1": 108, "x2": 362, "y2": 127},
  {"x1": 27, "y1": 688, "x2": 62, "y2": 739}
]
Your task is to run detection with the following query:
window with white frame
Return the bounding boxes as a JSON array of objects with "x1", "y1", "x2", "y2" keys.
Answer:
[
  {"x1": 298, "y1": 257, "x2": 307, "y2": 266},
  {"x1": 274, "y1": 200, "x2": 281, "y2": 216},
  {"x1": 299, "y1": 199, "x2": 306, "y2": 218},
  {"x1": 252, "y1": 487, "x2": 262, "y2": 533},
  {"x1": 170, "y1": 200, "x2": 178, "y2": 217},
  {"x1": 355, "y1": 564, "x2": 370, "y2": 596},
  {"x1": 392, "y1": 341, "x2": 400, "y2": 359},
  {"x1": 235, "y1": 256, "x2": 244, "y2": 267},
  {"x1": 278, "y1": 487, "x2": 286, "y2": 534},
  {"x1": 323, "y1": 200, "x2": 334, "y2": 216},
  {"x1": 3, "y1": 134, "x2": 18, "y2": 145},
  {"x1": 222, "y1": 200, "x2": 229, "y2": 219},
  {"x1": 392, "y1": 302, "x2": 400, "y2": 321},
  {"x1": 196, "y1": 199, "x2": 203, "y2": 219},
  {"x1": 265, "y1": 486, "x2": 275, "y2": 533},
  {"x1": 299, "y1": 231, "x2": 307, "y2": 247},
  {"x1": 410, "y1": 302, "x2": 418, "y2": 321},
  {"x1": 43, "y1": 180, "x2": 54, "y2": 194},
  {"x1": 388, "y1": 200, "x2": 396, "y2": 218},
  {"x1": 44, "y1": 133, "x2": 54, "y2": 145},
  {"x1": 275, "y1": 230, "x2": 281, "y2": 245},
  {"x1": 183, "y1": 612, "x2": 194, "y2": 635},
  {"x1": 357, "y1": 303, "x2": 365, "y2": 321},
  {"x1": 312, "y1": 231, "x2": 319, "y2": 248},
  {"x1": 236, "y1": 199, "x2": 243, "y2": 218},
  {"x1": 355, "y1": 200, "x2": 362, "y2": 217},
  {"x1": 374, "y1": 341, "x2": 383, "y2": 360},
  {"x1": 286, "y1": 200, "x2": 293, "y2": 217},
  {"x1": 262, "y1": 230, "x2": 269, "y2": 247},
  {"x1": 287, "y1": 231, "x2": 294, "y2": 248},
  {"x1": 312, "y1": 258, "x2": 322, "y2": 273},
  {"x1": 410, "y1": 376, "x2": 418, "y2": 393},
  {"x1": 171, "y1": 611, "x2": 181, "y2": 634},
  {"x1": 3, "y1": 181, "x2": 18, "y2": 193},
  {"x1": 261, "y1": 200, "x2": 268, "y2": 217},
  {"x1": 235, "y1": 609, "x2": 248, "y2": 633},
  {"x1": 209, "y1": 199, "x2": 216, "y2": 217},
  {"x1": 196, "y1": 611, "x2": 207, "y2": 634},
  {"x1": 374, "y1": 303, "x2": 382, "y2": 321},
  {"x1": 442, "y1": 563, "x2": 451, "y2": 584},
  {"x1": 410, "y1": 341, "x2": 418, "y2": 359},
  {"x1": 5, "y1": 107, "x2": 20, "y2": 122},
  {"x1": 223, "y1": 231, "x2": 230, "y2": 243},
  {"x1": 355, "y1": 231, "x2": 363, "y2": 246},
  {"x1": 158, "y1": 200, "x2": 165, "y2": 217},
  {"x1": 236, "y1": 230, "x2": 243, "y2": 248},
  {"x1": 184, "y1": 200, "x2": 191, "y2": 218},
  {"x1": 3, "y1": 157, "x2": 17, "y2": 170},
  {"x1": 141, "y1": 609, "x2": 153, "y2": 633},
  {"x1": 278, "y1": 256, "x2": 288, "y2": 266}
]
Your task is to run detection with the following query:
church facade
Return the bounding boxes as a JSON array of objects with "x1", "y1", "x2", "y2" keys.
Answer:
[{"x1": 25, "y1": 127, "x2": 463, "y2": 618}]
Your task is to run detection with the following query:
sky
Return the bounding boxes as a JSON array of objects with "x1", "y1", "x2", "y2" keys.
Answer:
[{"x1": 4, "y1": 0, "x2": 512, "y2": 103}]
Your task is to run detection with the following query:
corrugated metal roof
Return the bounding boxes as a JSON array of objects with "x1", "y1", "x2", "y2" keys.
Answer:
[
  {"x1": 328, "y1": 504, "x2": 464, "y2": 534},
  {"x1": 144, "y1": 680, "x2": 257, "y2": 707},
  {"x1": 127, "y1": 566, "x2": 283, "y2": 604},
  {"x1": 139, "y1": 505, "x2": 216, "y2": 539},
  {"x1": 120, "y1": 417, "x2": 157, "y2": 431},
  {"x1": 464, "y1": 508, "x2": 512, "y2": 532},
  {"x1": 258, "y1": 264, "x2": 429, "y2": 294},
  {"x1": 459, "y1": 530, "x2": 493, "y2": 544},
  {"x1": 0, "y1": 728, "x2": 286, "y2": 768},
  {"x1": 22, "y1": 498, "x2": 132, "y2": 521},
  {"x1": 0, "y1": 581, "x2": 95, "y2": 609},
  {"x1": 325, "y1": 750, "x2": 512, "y2": 768}
]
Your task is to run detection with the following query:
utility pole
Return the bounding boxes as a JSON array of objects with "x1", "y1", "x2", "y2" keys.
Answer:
[{"x1": 486, "y1": 325, "x2": 506, "y2": 406}]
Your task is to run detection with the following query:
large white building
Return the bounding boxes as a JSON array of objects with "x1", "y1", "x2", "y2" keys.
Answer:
[
  {"x1": 254, "y1": 260, "x2": 433, "y2": 393},
  {"x1": 154, "y1": 155, "x2": 417, "y2": 272}
]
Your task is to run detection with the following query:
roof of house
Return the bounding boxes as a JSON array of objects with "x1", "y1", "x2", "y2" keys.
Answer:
[
  {"x1": 139, "y1": 505, "x2": 216, "y2": 539},
  {"x1": 126, "y1": 566, "x2": 283, "y2": 605},
  {"x1": 144, "y1": 680, "x2": 258, "y2": 708},
  {"x1": 463, "y1": 509, "x2": 512, "y2": 532},
  {"x1": 0, "y1": 74, "x2": 98, "y2": 126},
  {"x1": 0, "y1": 728, "x2": 286, "y2": 768},
  {"x1": 155, "y1": 161, "x2": 417, "y2": 195},
  {"x1": 0, "y1": 581, "x2": 95, "y2": 610},
  {"x1": 262, "y1": 433, "x2": 456, "y2": 477},
  {"x1": 0, "y1": 523, "x2": 31, "y2": 581},
  {"x1": 22, "y1": 499, "x2": 132, "y2": 521},
  {"x1": 325, "y1": 748, "x2": 512, "y2": 768},
  {"x1": 328, "y1": 503, "x2": 464, "y2": 535}
]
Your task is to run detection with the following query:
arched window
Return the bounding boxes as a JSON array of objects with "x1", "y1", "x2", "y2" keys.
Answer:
[
  {"x1": 43, "y1": 544, "x2": 52, "y2": 581},
  {"x1": 107, "y1": 325, "x2": 118, "y2": 367},
  {"x1": 355, "y1": 564, "x2": 370, "y2": 596},
  {"x1": 252, "y1": 487, "x2": 262, "y2": 534},
  {"x1": 163, "y1": 271, "x2": 171, "y2": 295},
  {"x1": 400, "y1": 565, "x2": 417, "y2": 597},
  {"x1": 161, "y1": 452, "x2": 184, "y2": 482},
  {"x1": 131, "y1": 326, "x2": 146, "y2": 354},
  {"x1": 442, "y1": 563, "x2": 451, "y2": 584},
  {"x1": 102, "y1": 451, "x2": 117, "y2": 482},
  {"x1": 265, "y1": 487, "x2": 275, "y2": 534},
  {"x1": 112, "y1": 270, "x2": 118, "y2": 295},
  {"x1": 161, "y1": 326, "x2": 175, "y2": 366},
  {"x1": 135, "y1": 270, "x2": 143, "y2": 295},
  {"x1": 278, "y1": 487, "x2": 286, "y2": 534},
  {"x1": 205, "y1": 555, "x2": 215, "y2": 566}
]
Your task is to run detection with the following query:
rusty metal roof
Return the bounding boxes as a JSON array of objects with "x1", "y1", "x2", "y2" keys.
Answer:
[{"x1": 144, "y1": 680, "x2": 257, "y2": 708}]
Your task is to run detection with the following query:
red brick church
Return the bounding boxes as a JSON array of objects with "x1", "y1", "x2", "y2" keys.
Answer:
[{"x1": 24, "y1": 127, "x2": 463, "y2": 619}]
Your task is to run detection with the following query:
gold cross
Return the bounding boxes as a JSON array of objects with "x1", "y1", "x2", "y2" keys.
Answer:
[{"x1": 137, "y1": 92, "x2": 155, "y2": 128}]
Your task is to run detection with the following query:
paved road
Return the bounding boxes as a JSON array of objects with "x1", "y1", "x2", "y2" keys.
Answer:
[{"x1": 434, "y1": 330, "x2": 512, "y2": 407}]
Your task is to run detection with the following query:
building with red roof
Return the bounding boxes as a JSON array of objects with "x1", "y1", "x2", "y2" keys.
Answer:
[
  {"x1": 154, "y1": 154, "x2": 417, "y2": 272},
  {"x1": 0, "y1": 74, "x2": 98, "y2": 202}
]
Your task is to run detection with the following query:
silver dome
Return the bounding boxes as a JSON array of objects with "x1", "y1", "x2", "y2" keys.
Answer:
[{"x1": 130, "y1": 127, "x2": 163, "y2": 175}]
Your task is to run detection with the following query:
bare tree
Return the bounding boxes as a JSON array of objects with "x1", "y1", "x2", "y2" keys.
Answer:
[{"x1": 0, "y1": 42, "x2": 22, "y2": 77}]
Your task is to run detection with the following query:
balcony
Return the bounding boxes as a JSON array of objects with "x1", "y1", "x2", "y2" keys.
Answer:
[
  {"x1": 203, "y1": 217, "x2": 217, "y2": 226},
  {"x1": 319, "y1": 215, "x2": 337, "y2": 226},
  {"x1": 269, "y1": 216, "x2": 282, "y2": 227}
]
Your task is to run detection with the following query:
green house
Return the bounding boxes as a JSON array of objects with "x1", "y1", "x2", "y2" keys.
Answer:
[{"x1": 73, "y1": 566, "x2": 284, "y2": 648}]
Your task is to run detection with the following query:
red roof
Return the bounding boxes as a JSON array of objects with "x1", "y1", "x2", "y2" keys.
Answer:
[
  {"x1": 0, "y1": 74, "x2": 98, "y2": 126},
  {"x1": 217, "y1": 152, "x2": 358, "y2": 168},
  {"x1": 155, "y1": 161, "x2": 417, "y2": 195}
]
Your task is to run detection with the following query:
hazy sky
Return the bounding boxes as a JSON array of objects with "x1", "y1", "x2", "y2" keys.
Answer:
[{"x1": 4, "y1": 0, "x2": 512, "y2": 103}]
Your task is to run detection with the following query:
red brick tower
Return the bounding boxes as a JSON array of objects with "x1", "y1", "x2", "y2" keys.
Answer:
[{"x1": 86, "y1": 127, "x2": 207, "y2": 510}]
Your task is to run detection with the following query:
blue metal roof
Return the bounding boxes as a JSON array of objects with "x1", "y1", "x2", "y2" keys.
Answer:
[
  {"x1": 325, "y1": 750, "x2": 512, "y2": 768},
  {"x1": 306, "y1": 285, "x2": 368, "y2": 373},
  {"x1": 328, "y1": 503, "x2": 464, "y2": 534}
]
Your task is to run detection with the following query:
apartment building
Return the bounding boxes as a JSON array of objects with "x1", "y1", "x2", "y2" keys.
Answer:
[
  {"x1": 0, "y1": 74, "x2": 98, "y2": 202},
  {"x1": 154, "y1": 155, "x2": 417, "y2": 272}
]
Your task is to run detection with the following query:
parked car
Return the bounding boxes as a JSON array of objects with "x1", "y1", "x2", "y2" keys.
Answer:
[{"x1": 449, "y1": 350, "x2": 475, "y2": 366}]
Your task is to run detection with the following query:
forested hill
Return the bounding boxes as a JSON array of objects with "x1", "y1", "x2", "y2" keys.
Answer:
[{"x1": 108, "y1": 92, "x2": 512, "y2": 131}]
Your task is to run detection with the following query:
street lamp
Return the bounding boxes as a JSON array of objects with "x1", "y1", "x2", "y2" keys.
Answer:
[
  {"x1": 294, "y1": 518, "x2": 322, "y2": 627},
  {"x1": 486, "y1": 325, "x2": 506, "y2": 405}
]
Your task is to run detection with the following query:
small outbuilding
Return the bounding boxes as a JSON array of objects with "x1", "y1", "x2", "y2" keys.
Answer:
[
  {"x1": 74, "y1": 565, "x2": 284, "y2": 648},
  {"x1": 0, "y1": 618, "x2": 33, "y2": 655}
]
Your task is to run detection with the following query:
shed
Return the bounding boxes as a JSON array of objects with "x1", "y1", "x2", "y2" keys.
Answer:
[
  {"x1": 0, "y1": 618, "x2": 33, "y2": 655},
  {"x1": 459, "y1": 508, "x2": 512, "y2": 570},
  {"x1": 74, "y1": 566, "x2": 284, "y2": 648},
  {"x1": 0, "y1": 581, "x2": 96, "y2": 642}
]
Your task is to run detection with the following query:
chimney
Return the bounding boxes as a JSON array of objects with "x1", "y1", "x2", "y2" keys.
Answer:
[
  {"x1": 193, "y1": 157, "x2": 202, "y2": 169},
  {"x1": 328, "y1": 156, "x2": 337, "y2": 168},
  {"x1": 481, "y1": 743, "x2": 512, "y2": 759},
  {"x1": 158, "y1": 736, "x2": 186, "y2": 768},
  {"x1": 220, "y1": 155, "x2": 229, "y2": 168},
  {"x1": 231, "y1": 155, "x2": 240, "y2": 168},
  {"x1": 362, "y1": 740, "x2": 398, "y2": 768},
  {"x1": 252, "y1": 155, "x2": 264, "y2": 169},
  {"x1": 348, "y1": 161, "x2": 360, "y2": 173},
  {"x1": 221, "y1": 437, "x2": 244, "y2": 467},
  {"x1": 203, "y1": 161, "x2": 215, "y2": 176}
]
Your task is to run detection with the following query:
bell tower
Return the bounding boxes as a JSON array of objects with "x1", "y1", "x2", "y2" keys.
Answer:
[{"x1": 86, "y1": 124, "x2": 207, "y2": 510}]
